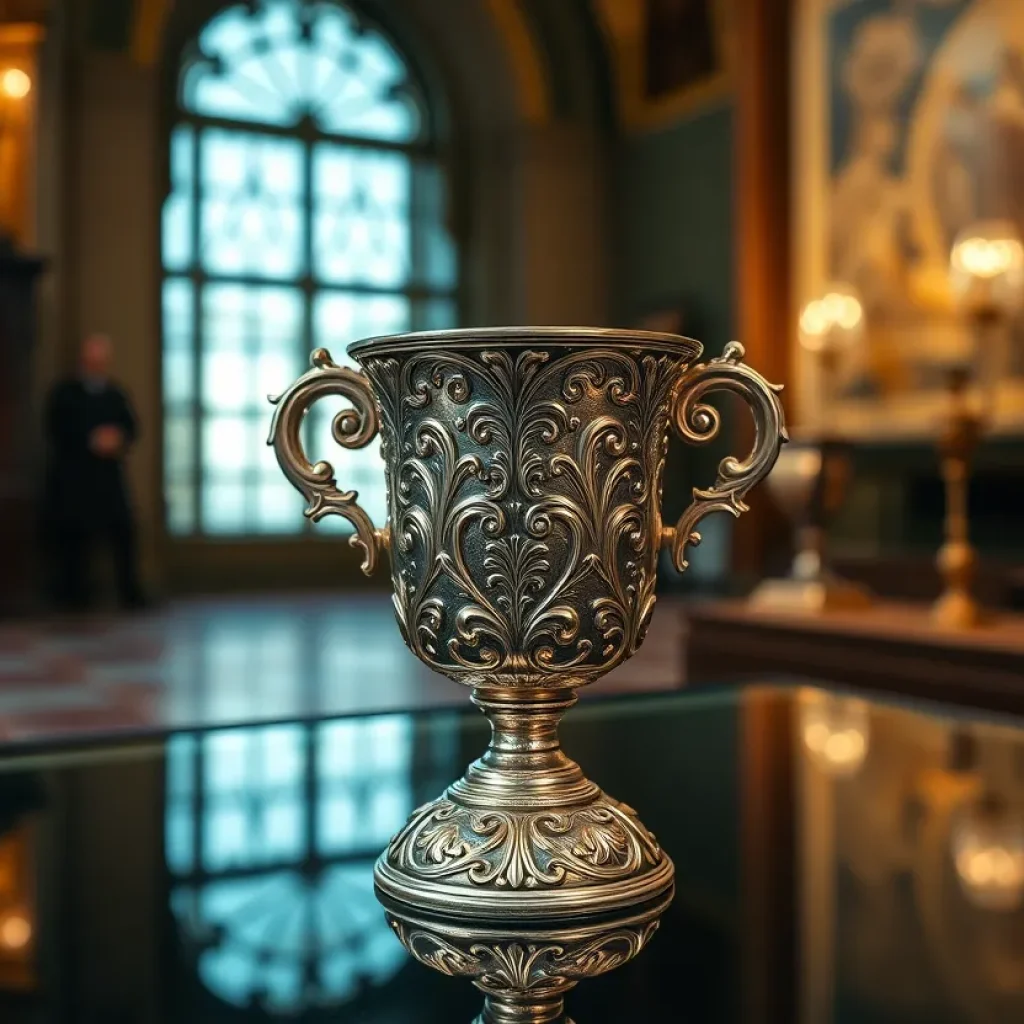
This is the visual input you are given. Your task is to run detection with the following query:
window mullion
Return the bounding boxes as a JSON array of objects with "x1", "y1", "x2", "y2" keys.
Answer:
[
  {"x1": 244, "y1": 285, "x2": 258, "y2": 535},
  {"x1": 190, "y1": 125, "x2": 204, "y2": 535},
  {"x1": 174, "y1": 111, "x2": 433, "y2": 156},
  {"x1": 301, "y1": 134, "x2": 315, "y2": 536}
]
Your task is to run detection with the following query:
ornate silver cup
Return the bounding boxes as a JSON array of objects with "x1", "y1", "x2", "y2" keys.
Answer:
[{"x1": 269, "y1": 328, "x2": 786, "y2": 1021}]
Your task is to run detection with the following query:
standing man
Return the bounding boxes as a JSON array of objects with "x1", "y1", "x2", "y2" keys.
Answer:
[{"x1": 42, "y1": 333, "x2": 146, "y2": 611}]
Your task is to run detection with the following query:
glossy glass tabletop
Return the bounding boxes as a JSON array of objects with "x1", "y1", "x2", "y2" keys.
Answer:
[{"x1": 0, "y1": 682, "x2": 1021, "y2": 1023}]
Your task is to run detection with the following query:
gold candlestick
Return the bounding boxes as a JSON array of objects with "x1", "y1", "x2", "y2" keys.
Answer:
[
  {"x1": 934, "y1": 221, "x2": 1024, "y2": 629},
  {"x1": 932, "y1": 366, "x2": 984, "y2": 629}
]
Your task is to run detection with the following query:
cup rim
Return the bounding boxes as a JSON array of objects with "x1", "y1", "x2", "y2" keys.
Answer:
[{"x1": 347, "y1": 326, "x2": 703, "y2": 360}]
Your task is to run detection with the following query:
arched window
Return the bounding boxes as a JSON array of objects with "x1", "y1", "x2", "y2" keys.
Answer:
[{"x1": 162, "y1": 0, "x2": 457, "y2": 536}]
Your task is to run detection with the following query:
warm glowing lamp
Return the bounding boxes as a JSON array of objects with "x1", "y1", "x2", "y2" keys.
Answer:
[
  {"x1": 951, "y1": 795, "x2": 1024, "y2": 912},
  {"x1": 0, "y1": 67, "x2": 31, "y2": 100},
  {"x1": 0, "y1": 909, "x2": 32, "y2": 950},
  {"x1": 0, "y1": 66, "x2": 33, "y2": 248},
  {"x1": 800, "y1": 692, "x2": 870, "y2": 778},
  {"x1": 949, "y1": 220, "x2": 1024, "y2": 322},
  {"x1": 798, "y1": 283, "x2": 865, "y2": 394}
]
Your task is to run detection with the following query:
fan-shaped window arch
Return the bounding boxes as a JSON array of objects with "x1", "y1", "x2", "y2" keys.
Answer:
[{"x1": 162, "y1": 0, "x2": 458, "y2": 536}]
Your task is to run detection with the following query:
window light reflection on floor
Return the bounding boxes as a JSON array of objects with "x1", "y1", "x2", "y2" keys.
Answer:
[
  {"x1": 162, "y1": 607, "x2": 417, "y2": 722},
  {"x1": 165, "y1": 715, "x2": 415, "y2": 1011}
]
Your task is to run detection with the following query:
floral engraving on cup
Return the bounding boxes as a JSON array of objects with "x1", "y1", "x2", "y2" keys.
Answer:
[{"x1": 363, "y1": 349, "x2": 683, "y2": 686}]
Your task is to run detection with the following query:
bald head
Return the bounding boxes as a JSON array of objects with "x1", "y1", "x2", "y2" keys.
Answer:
[{"x1": 80, "y1": 334, "x2": 113, "y2": 379}]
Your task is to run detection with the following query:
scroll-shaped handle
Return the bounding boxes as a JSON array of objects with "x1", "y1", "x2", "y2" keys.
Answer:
[
  {"x1": 268, "y1": 347, "x2": 387, "y2": 574},
  {"x1": 664, "y1": 341, "x2": 789, "y2": 572}
]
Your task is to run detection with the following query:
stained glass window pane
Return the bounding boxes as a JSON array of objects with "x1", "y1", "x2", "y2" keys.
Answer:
[
  {"x1": 411, "y1": 161, "x2": 457, "y2": 289},
  {"x1": 202, "y1": 416, "x2": 249, "y2": 472},
  {"x1": 313, "y1": 145, "x2": 410, "y2": 287},
  {"x1": 314, "y1": 13, "x2": 420, "y2": 140},
  {"x1": 163, "y1": 278, "x2": 194, "y2": 405},
  {"x1": 256, "y1": 480, "x2": 303, "y2": 532},
  {"x1": 182, "y1": 1, "x2": 421, "y2": 140},
  {"x1": 307, "y1": 292, "x2": 407, "y2": 532},
  {"x1": 200, "y1": 130, "x2": 304, "y2": 278},
  {"x1": 313, "y1": 291, "x2": 409, "y2": 351},
  {"x1": 166, "y1": 806, "x2": 194, "y2": 874},
  {"x1": 163, "y1": 127, "x2": 194, "y2": 271},
  {"x1": 202, "y1": 479, "x2": 248, "y2": 534},
  {"x1": 201, "y1": 285, "x2": 303, "y2": 413},
  {"x1": 164, "y1": 276, "x2": 197, "y2": 535},
  {"x1": 416, "y1": 297, "x2": 458, "y2": 332},
  {"x1": 166, "y1": 481, "x2": 195, "y2": 535},
  {"x1": 165, "y1": 415, "x2": 193, "y2": 477}
]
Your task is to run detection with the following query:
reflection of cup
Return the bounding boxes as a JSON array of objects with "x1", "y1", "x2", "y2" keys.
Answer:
[
  {"x1": 269, "y1": 328, "x2": 787, "y2": 1018},
  {"x1": 800, "y1": 690, "x2": 870, "y2": 778},
  {"x1": 749, "y1": 435, "x2": 872, "y2": 613}
]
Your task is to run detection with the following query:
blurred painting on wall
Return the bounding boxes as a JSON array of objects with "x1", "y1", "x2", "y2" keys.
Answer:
[
  {"x1": 644, "y1": 0, "x2": 719, "y2": 99},
  {"x1": 595, "y1": 0, "x2": 732, "y2": 130},
  {"x1": 794, "y1": 0, "x2": 1024, "y2": 437}
]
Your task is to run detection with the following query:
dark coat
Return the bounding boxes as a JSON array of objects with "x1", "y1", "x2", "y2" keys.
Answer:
[{"x1": 43, "y1": 377, "x2": 138, "y2": 529}]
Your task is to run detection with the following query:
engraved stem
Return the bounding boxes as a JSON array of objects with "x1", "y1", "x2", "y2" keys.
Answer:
[
  {"x1": 479, "y1": 691, "x2": 572, "y2": 767},
  {"x1": 476, "y1": 992, "x2": 572, "y2": 1024},
  {"x1": 449, "y1": 689, "x2": 599, "y2": 810}
]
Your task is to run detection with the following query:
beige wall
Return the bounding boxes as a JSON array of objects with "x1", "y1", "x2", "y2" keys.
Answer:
[{"x1": 35, "y1": 0, "x2": 612, "y2": 595}]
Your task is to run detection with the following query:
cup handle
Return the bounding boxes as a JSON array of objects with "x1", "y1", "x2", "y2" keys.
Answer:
[
  {"x1": 268, "y1": 347, "x2": 387, "y2": 575},
  {"x1": 663, "y1": 341, "x2": 789, "y2": 572}
]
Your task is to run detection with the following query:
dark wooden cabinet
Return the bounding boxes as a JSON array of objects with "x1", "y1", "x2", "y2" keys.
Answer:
[
  {"x1": 683, "y1": 598, "x2": 1024, "y2": 714},
  {"x1": 0, "y1": 243, "x2": 45, "y2": 616}
]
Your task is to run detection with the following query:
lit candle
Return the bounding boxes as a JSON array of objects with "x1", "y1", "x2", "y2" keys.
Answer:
[
  {"x1": 799, "y1": 283, "x2": 864, "y2": 425},
  {"x1": 952, "y1": 794, "x2": 1024, "y2": 912},
  {"x1": 799, "y1": 283, "x2": 864, "y2": 355},
  {"x1": 800, "y1": 691, "x2": 870, "y2": 777},
  {"x1": 949, "y1": 220, "x2": 1024, "y2": 321}
]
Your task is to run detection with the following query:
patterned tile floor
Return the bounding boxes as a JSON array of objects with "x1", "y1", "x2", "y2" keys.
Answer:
[{"x1": 0, "y1": 593, "x2": 686, "y2": 747}]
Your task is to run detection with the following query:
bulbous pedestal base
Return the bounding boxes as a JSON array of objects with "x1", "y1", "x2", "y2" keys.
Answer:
[
  {"x1": 375, "y1": 688, "x2": 675, "y2": 1021},
  {"x1": 375, "y1": 688, "x2": 674, "y2": 919},
  {"x1": 375, "y1": 787, "x2": 673, "y2": 919},
  {"x1": 381, "y1": 887, "x2": 673, "y2": 1024}
]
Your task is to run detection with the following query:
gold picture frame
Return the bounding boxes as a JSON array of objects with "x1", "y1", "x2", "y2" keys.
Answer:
[
  {"x1": 595, "y1": 0, "x2": 734, "y2": 132},
  {"x1": 792, "y1": 0, "x2": 1024, "y2": 438}
]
